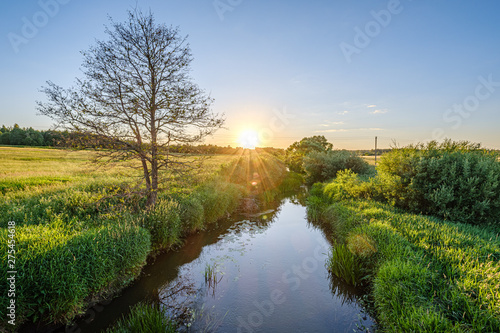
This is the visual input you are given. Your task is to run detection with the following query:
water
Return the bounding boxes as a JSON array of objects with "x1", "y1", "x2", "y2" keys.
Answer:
[{"x1": 40, "y1": 194, "x2": 374, "y2": 333}]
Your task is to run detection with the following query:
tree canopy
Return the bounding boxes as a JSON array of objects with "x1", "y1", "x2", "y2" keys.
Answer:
[
  {"x1": 285, "y1": 135, "x2": 333, "y2": 173},
  {"x1": 37, "y1": 10, "x2": 224, "y2": 205}
]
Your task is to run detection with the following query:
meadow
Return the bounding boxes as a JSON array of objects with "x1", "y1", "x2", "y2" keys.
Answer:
[{"x1": 0, "y1": 146, "x2": 288, "y2": 330}]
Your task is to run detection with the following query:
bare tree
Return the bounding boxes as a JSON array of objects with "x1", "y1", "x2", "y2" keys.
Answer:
[{"x1": 37, "y1": 10, "x2": 224, "y2": 206}]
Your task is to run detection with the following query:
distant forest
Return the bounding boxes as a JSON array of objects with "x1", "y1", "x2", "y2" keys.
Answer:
[
  {"x1": 0, "y1": 124, "x2": 284, "y2": 155},
  {"x1": 0, "y1": 124, "x2": 64, "y2": 147}
]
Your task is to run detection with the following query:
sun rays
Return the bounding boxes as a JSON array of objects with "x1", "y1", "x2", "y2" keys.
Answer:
[{"x1": 238, "y1": 130, "x2": 259, "y2": 149}]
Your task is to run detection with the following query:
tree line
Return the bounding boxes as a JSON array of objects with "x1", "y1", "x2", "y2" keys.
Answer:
[
  {"x1": 0, "y1": 124, "x2": 284, "y2": 156},
  {"x1": 0, "y1": 124, "x2": 68, "y2": 147}
]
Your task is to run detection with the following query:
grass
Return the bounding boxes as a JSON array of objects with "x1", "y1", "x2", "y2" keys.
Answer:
[
  {"x1": 0, "y1": 147, "x2": 288, "y2": 329},
  {"x1": 106, "y1": 303, "x2": 177, "y2": 333},
  {"x1": 204, "y1": 263, "x2": 222, "y2": 288},
  {"x1": 308, "y1": 183, "x2": 500, "y2": 331},
  {"x1": 361, "y1": 155, "x2": 378, "y2": 166},
  {"x1": 328, "y1": 242, "x2": 365, "y2": 287}
]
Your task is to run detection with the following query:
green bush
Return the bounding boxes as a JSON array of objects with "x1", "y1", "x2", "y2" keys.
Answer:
[
  {"x1": 278, "y1": 171, "x2": 304, "y2": 193},
  {"x1": 285, "y1": 135, "x2": 333, "y2": 173},
  {"x1": 378, "y1": 140, "x2": 500, "y2": 225},
  {"x1": 106, "y1": 302, "x2": 177, "y2": 333},
  {"x1": 323, "y1": 169, "x2": 374, "y2": 201},
  {"x1": 303, "y1": 150, "x2": 370, "y2": 184}
]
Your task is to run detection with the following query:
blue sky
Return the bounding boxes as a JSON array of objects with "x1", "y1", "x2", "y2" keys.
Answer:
[{"x1": 1, "y1": 0, "x2": 499, "y2": 149}]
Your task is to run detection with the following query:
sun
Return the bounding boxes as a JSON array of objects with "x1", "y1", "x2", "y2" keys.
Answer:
[{"x1": 238, "y1": 130, "x2": 259, "y2": 149}]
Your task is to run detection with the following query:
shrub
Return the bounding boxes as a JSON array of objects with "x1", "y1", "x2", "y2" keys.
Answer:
[
  {"x1": 378, "y1": 140, "x2": 500, "y2": 225},
  {"x1": 278, "y1": 171, "x2": 304, "y2": 193},
  {"x1": 303, "y1": 150, "x2": 370, "y2": 184},
  {"x1": 285, "y1": 135, "x2": 333, "y2": 173}
]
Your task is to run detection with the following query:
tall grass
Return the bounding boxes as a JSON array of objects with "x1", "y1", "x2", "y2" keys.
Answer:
[
  {"x1": 328, "y1": 242, "x2": 365, "y2": 287},
  {"x1": 308, "y1": 184, "x2": 500, "y2": 331},
  {"x1": 106, "y1": 303, "x2": 177, "y2": 333},
  {"x1": 0, "y1": 223, "x2": 151, "y2": 324}
]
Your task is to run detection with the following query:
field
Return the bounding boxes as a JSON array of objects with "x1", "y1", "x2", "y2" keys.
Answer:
[
  {"x1": 0, "y1": 147, "x2": 288, "y2": 330},
  {"x1": 0, "y1": 147, "x2": 237, "y2": 194},
  {"x1": 360, "y1": 155, "x2": 378, "y2": 166}
]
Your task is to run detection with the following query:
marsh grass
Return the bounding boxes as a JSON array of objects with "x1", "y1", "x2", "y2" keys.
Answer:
[
  {"x1": 328, "y1": 242, "x2": 365, "y2": 287},
  {"x1": 106, "y1": 302, "x2": 177, "y2": 333},
  {"x1": 328, "y1": 234, "x2": 377, "y2": 287},
  {"x1": 203, "y1": 263, "x2": 222, "y2": 286}
]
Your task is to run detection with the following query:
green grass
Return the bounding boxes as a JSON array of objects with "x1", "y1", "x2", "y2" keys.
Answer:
[
  {"x1": 328, "y1": 242, "x2": 366, "y2": 287},
  {"x1": 106, "y1": 303, "x2": 177, "y2": 333},
  {"x1": 308, "y1": 183, "x2": 500, "y2": 331},
  {"x1": 6, "y1": 223, "x2": 150, "y2": 323},
  {"x1": 0, "y1": 147, "x2": 288, "y2": 329}
]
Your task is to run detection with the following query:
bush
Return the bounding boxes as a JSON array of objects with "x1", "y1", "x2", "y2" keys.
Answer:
[
  {"x1": 303, "y1": 150, "x2": 370, "y2": 184},
  {"x1": 285, "y1": 135, "x2": 333, "y2": 173},
  {"x1": 378, "y1": 140, "x2": 500, "y2": 225},
  {"x1": 278, "y1": 171, "x2": 304, "y2": 193}
]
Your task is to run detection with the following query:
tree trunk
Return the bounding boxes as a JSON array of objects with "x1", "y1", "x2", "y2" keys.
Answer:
[
  {"x1": 141, "y1": 157, "x2": 155, "y2": 206},
  {"x1": 149, "y1": 157, "x2": 158, "y2": 207},
  {"x1": 149, "y1": 101, "x2": 158, "y2": 207}
]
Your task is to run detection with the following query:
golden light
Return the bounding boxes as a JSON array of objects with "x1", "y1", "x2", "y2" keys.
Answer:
[{"x1": 238, "y1": 130, "x2": 259, "y2": 149}]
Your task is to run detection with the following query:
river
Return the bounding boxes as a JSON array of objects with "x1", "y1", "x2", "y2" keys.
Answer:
[{"x1": 46, "y1": 192, "x2": 374, "y2": 332}]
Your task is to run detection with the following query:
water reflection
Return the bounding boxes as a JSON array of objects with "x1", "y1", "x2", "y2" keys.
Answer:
[{"x1": 159, "y1": 197, "x2": 374, "y2": 332}]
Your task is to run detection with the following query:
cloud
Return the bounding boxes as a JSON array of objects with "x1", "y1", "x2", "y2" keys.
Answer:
[
  {"x1": 337, "y1": 111, "x2": 349, "y2": 115},
  {"x1": 315, "y1": 129, "x2": 348, "y2": 133},
  {"x1": 320, "y1": 121, "x2": 345, "y2": 127},
  {"x1": 370, "y1": 109, "x2": 388, "y2": 115},
  {"x1": 315, "y1": 127, "x2": 383, "y2": 133},
  {"x1": 367, "y1": 104, "x2": 377, "y2": 108}
]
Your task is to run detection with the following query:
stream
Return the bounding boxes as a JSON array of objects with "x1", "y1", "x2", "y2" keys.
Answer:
[{"x1": 46, "y1": 192, "x2": 374, "y2": 332}]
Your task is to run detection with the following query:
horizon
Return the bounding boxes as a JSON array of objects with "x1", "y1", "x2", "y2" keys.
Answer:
[{"x1": 1, "y1": 1, "x2": 500, "y2": 150}]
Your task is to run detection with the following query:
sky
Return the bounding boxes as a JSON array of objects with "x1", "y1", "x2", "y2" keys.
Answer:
[{"x1": 1, "y1": 0, "x2": 500, "y2": 149}]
